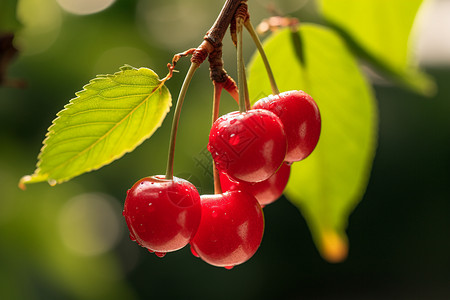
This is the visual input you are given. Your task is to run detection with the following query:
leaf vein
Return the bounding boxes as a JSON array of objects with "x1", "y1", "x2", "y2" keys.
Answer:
[
  {"x1": 53, "y1": 121, "x2": 118, "y2": 134},
  {"x1": 44, "y1": 82, "x2": 164, "y2": 175},
  {"x1": 43, "y1": 136, "x2": 104, "y2": 153},
  {"x1": 65, "y1": 108, "x2": 132, "y2": 117}
]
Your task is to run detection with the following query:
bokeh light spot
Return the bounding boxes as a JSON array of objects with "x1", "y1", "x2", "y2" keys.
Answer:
[
  {"x1": 58, "y1": 193, "x2": 122, "y2": 256},
  {"x1": 16, "y1": 0, "x2": 62, "y2": 55},
  {"x1": 57, "y1": 0, "x2": 115, "y2": 15},
  {"x1": 414, "y1": 0, "x2": 450, "y2": 66}
]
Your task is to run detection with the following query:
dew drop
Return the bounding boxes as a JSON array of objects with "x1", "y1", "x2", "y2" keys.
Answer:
[
  {"x1": 155, "y1": 252, "x2": 166, "y2": 258},
  {"x1": 129, "y1": 233, "x2": 136, "y2": 242},
  {"x1": 229, "y1": 133, "x2": 239, "y2": 145},
  {"x1": 224, "y1": 266, "x2": 234, "y2": 270},
  {"x1": 122, "y1": 210, "x2": 125, "y2": 216}
]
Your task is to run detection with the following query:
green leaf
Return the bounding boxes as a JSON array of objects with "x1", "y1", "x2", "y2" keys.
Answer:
[
  {"x1": 319, "y1": 0, "x2": 435, "y2": 96},
  {"x1": 20, "y1": 65, "x2": 171, "y2": 188},
  {"x1": 247, "y1": 25, "x2": 377, "y2": 262}
]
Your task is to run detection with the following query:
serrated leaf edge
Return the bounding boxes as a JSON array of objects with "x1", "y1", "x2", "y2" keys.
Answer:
[{"x1": 19, "y1": 65, "x2": 171, "y2": 189}]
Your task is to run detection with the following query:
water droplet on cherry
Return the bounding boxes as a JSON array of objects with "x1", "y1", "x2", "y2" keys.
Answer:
[{"x1": 154, "y1": 252, "x2": 166, "y2": 258}]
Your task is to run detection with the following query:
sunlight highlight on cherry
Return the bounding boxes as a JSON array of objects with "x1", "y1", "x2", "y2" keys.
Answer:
[
  {"x1": 208, "y1": 109, "x2": 287, "y2": 183},
  {"x1": 253, "y1": 90, "x2": 321, "y2": 162},
  {"x1": 190, "y1": 191, "x2": 264, "y2": 268}
]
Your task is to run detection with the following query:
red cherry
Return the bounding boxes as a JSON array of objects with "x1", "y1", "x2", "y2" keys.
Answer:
[
  {"x1": 220, "y1": 162, "x2": 291, "y2": 206},
  {"x1": 123, "y1": 175, "x2": 202, "y2": 255},
  {"x1": 208, "y1": 109, "x2": 287, "y2": 183},
  {"x1": 190, "y1": 190, "x2": 264, "y2": 268},
  {"x1": 253, "y1": 90, "x2": 321, "y2": 162}
]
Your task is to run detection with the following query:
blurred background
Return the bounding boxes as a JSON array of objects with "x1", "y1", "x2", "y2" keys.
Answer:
[{"x1": 0, "y1": 0, "x2": 449, "y2": 299}]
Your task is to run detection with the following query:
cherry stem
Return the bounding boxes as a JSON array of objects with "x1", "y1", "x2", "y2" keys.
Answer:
[
  {"x1": 165, "y1": 62, "x2": 200, "y2": 180},
  {"x1": 212, "y1": 83, "x2": 222, "y2": 124},
  {"x1": 244, "y1": 19, "x2": 279, "y2": 95},
  {"x1": 212, "y1": 82, "x2": 223, "y2": 194},
  {"x1": 242, "y1": 58, "x2": 251, "y2": 110},
  {"x1": 236, "y1": 17, "x2": 246, "y2": 113}
]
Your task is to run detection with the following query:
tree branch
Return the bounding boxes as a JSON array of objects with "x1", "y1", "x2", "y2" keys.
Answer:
[
  {"x1": 205, "y1": 0, "x2": 246, "y2": 48},
  {"x1": 191, "y1": 0, "x2": 247, "y2": 60}
]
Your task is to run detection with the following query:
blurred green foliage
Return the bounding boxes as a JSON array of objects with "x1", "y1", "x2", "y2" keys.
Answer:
[
  {"x1": 0, "y1": 0, "x2": 21, "y2": 31},
  {"x1": 319, "y1": 0, "x2": 435, "y2": 95},
  {"x1": 0, "y1": 0, "x2": 449, "y2": 299}
]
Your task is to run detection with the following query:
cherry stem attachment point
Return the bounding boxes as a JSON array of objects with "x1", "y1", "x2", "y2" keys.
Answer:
[
  {"x1": 165, "y1": 62, "x2": 200, "y2": 180},
  {"x1": 244, "y1": 19, "x2": 279, "y2": 95}
]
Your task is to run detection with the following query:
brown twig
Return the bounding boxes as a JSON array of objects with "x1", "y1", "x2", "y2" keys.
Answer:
[
  {"x1": 165, "y1": 0, "x2": 246, "y2": 179},
  {"x1": 178, "y1": 0, "x2": 245, "y2": 101},
  {"x1": 165, "y1": 0, "x2": 246, "y2": 75},
  {"x1": 204, "y1": 0, "x2": 247, "y2": 49},
  {"x1": 230, "y1": 2, "x2": 249, "y2": 46},
  {"x1": 205, "y1": 1, "x2": 247, "y2": 103}
]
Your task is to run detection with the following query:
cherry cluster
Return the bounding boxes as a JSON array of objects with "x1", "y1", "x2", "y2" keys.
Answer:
[{"x1": 123, "y1": 90, "x2": 321, "y2": 269}]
